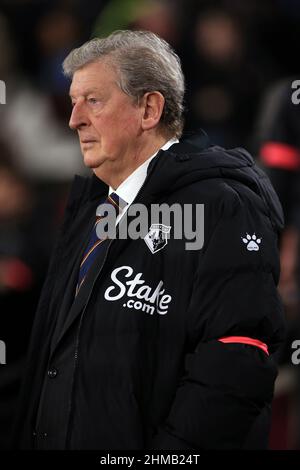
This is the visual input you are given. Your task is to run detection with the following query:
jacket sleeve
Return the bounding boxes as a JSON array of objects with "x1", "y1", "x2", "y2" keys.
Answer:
[{"x1": 150, "y1": 185, "x2": 286, "y2": 450}]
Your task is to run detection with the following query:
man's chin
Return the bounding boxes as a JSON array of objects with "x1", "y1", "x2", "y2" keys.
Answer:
[{"x1": 83, "y1": 152, "x2": 103, "y2": 169}]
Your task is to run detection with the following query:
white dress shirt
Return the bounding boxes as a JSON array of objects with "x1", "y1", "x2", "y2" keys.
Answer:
[{"x1": 109, "y1": 137, "x2": 179, "y2": 224}]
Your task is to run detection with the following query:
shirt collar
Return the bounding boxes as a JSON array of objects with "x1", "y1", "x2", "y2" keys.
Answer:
[{"x1": 109, "y1": 137, "x2": 178, "y2": 206}]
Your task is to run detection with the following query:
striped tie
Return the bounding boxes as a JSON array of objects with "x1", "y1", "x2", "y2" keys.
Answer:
[{"x1": 76, "y1": 192, "x2": 126, "y2": 296}]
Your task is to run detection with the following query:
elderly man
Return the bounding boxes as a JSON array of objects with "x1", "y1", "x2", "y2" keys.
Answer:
[{"x1": 14, "y1": 30, "x2": 285, "y2": 450}]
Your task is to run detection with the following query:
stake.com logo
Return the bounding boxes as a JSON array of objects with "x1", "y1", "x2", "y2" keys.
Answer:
[{"x1": 104, "y1": 266, "x2": 172, "y2": 315}]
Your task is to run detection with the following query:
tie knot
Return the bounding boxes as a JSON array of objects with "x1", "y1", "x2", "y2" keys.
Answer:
[
  {"x1": 95, "y1": 192, "x2": 127, "y2": 220},
  {"x1": 106, "y1": 192, "x2": 127, "y2": 215}
]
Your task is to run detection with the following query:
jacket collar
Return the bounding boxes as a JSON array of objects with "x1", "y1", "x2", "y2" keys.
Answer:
[{"x1": 77, "y1": 129, "x2": 211, "y2": 201}]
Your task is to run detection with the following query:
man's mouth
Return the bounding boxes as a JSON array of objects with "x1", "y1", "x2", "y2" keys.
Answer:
[{"x1": 81, "y1": 139, "x2": 97, "y2": 147}]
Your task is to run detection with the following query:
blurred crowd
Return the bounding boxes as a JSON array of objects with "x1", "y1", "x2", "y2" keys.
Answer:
[{"x1": 0, "y1": 0, "x2": 300, "y2": 450}]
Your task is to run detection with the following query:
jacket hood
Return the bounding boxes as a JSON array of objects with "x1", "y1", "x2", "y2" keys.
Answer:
[{"x1": 145, "y1": 130, "x2": 285, "y2": 232}]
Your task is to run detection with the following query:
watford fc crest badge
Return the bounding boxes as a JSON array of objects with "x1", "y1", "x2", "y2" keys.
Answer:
[{"x1": 144, "y1": 224, "x2": 171, "y2": 254}]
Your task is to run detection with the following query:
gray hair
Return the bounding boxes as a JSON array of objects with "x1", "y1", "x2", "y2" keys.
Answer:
[{"x1": 63, "y1": 30, "x2": 185, "y2": 137}]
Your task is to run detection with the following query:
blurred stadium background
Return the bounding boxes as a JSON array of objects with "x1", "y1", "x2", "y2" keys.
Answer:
[{"x1": 0, "y1": 0, "x2": 300, "y2": 450}]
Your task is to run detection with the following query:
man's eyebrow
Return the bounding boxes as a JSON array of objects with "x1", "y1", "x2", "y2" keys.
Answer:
[{"x1": 69, "y1": 88, "x2": 101, "y2": 98}]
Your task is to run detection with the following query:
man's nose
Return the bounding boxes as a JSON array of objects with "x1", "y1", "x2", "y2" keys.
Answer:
[{"x1": 69, "y1": 101, "x2": 88, "y2": 130}]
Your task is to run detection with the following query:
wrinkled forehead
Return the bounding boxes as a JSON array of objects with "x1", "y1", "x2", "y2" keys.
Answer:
[{"x1": 69, "y1": 59, "x2": 118, "y2": 97}]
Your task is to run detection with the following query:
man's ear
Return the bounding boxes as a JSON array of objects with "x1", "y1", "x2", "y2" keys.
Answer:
[{"x1": 140, "y1": 92, "x2": 165, "y2": 131}]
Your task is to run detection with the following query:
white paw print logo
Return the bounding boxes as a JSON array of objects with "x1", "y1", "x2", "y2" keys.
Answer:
[{"x1": 242, "y1": 233, "x2": 262, "y2": 251}]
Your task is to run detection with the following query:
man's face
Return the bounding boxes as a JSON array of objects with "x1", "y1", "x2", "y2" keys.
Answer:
[{"x1": 69, "y1": 60, "x2": 143, "y2": 185}]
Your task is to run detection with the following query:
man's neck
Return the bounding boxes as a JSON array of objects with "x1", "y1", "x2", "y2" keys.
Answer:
[
  {"x1": 94, "y1": 133, "x2": 171, "y2": 190},
  {"x1": 109, "y1": 136, "x2": 178, "y2": 203}
]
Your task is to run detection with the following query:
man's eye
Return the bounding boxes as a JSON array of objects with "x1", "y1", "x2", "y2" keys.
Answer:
[{"x1": 88, "y1": 98, "x2": 98, "y2": 104}]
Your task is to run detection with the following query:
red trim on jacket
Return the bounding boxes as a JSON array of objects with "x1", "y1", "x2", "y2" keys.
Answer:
[{"x1": 218, "y1": 336, "x2": 269, "y2": 355}]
